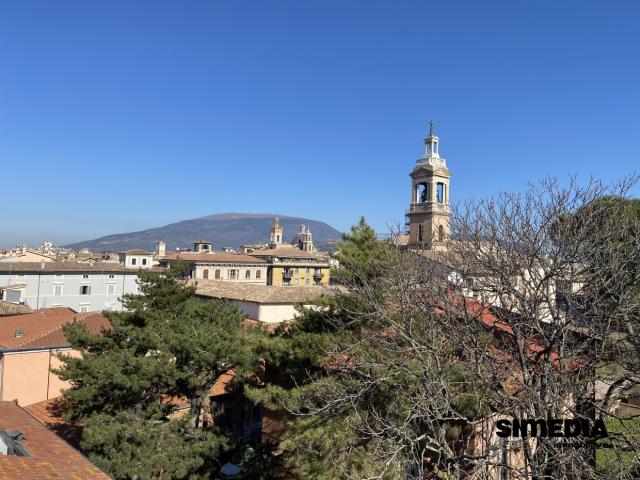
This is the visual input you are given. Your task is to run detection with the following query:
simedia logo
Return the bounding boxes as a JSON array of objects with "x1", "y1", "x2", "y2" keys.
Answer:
[{"x1": 496, "y1": 418, "x2": 608, "y2": 438}]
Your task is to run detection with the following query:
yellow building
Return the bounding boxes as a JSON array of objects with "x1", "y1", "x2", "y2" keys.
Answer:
[{"x1": 247, "y1": 217, "x2": 331, "y2": 287}]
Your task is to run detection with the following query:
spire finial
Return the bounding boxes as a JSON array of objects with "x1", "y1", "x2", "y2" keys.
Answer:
[{"x1": 429, "y1": 120, "x2": 435, "y2": 137}]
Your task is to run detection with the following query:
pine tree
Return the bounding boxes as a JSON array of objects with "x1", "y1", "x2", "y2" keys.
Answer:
[{"x1": 56, "y1": 263, "x2": 261, "y2": 479}]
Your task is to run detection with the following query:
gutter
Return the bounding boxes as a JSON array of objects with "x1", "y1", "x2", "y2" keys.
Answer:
[{"x1": 0, "y1": 344, "x2": 73, "y2": 354}]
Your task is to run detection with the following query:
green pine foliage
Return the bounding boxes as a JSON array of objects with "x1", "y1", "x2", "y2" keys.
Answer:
[{"x1": 55, "y1": 263, "x2": 261, "y2": 479}]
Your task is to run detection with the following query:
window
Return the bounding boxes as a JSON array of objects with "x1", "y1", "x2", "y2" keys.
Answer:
[
  {"x1": 54, "y1": 284, "x2": 63, "y2": 296},
  {"x1": 305, "y1": 279, "x2": 310, "y2": 286},
  {"x1": 108, "y1": 274, "x2": 115, "y2": 279},
  {"x1": 79, "y1": 305, "x2": 89, "y2": 313},
  {"x1": 142, "y1": 258, "x2": 147, "y2": 266},
  {"x1": 107, "y1": 284, "x2": 116, "y2": 295},
  {"x1": 256, "y1": 270, "x2": 261, "y2": 280},
  {"x1": 215, "y1": 269, "x2": 221, "y2": 280},
  {"x1": 131, "y1": 258, "x2": 137, "y2": 265},
  {"x1": 436, "y1": 182, "x2": 445, "y2": 203},
  {"x1": 229, "y1": 269, "x2": 237, "y2": 279},
  {"x1": 305, "y1": 268, "x2": 310, "y2": 274},
  {"x1": 438, "y1": 225, "x2": 445, "y2": 242},
  {"x1": 418, "y1": 224, "x2": 424, "y2": 242},
  {"x1": 245, "y1": 270, "x2": 251, "y2": 279},
  {"x1": 202, "y1": 269, "x2": 209, "y2": 280},
  {"x1": 82, "y1": 274, "x2": 89, "y2": 279},
  {"x1": 80, "y1": 285, "x2": 91, "y2": 295},
  {"x1": 294, "y1": 279, "x2": 299, "y2": 286},
  {"x1": 6, "y1": 290, "x2": 21, "y2": 303}
]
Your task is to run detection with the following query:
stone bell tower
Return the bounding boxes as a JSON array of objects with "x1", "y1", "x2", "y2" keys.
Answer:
[
  {"x1": 269, "y1": 216, "x2": 284, "y2": 249},
  {"x1": 406, "y1": 121, "x2": 451, "y2": 250}
]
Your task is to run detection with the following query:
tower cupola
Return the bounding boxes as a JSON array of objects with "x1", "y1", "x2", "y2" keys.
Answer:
[{"x1": 424, "y1": 120, "x2": 440, "y2": 158}]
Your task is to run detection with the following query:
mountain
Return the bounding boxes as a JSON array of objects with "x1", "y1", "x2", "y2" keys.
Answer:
[{"x1": 64, "y1": 213, "x2": 343, "y2": 253}]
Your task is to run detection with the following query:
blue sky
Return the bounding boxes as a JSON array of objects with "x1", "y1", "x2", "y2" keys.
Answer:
[{"x1": 1, "y1": 1, "x2": 638, "y2": 246}]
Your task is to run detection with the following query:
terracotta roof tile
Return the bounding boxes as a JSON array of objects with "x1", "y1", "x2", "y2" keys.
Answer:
[
  {"x1": 24, "y1": 397, "x2": 82, "y2": 450},
  {"x1": 160, "y1": 252, "x2": 266, "y2": 264},
  {"x1": 194, "y1": 280, "x2": 342, "y2": 304},
  {"x1": 248, "y1": 245, "x2": 328, "y2": 259},
  {"x1": 0, "y1": 401, "x2": 110, "y2": 479},
  {"x1": 118, "y1": 249, "x2": 153, "y2": 255},
  {"x1": 0, "y1": 308, "x2": 110, "y2": 351}
]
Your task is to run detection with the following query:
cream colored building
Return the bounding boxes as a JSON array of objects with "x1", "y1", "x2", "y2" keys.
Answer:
[
  {"x1": 246, "y1": 217, "x2": 331, "y2": 287},
  {"x1": 158, "y1": 252, "x2": 268, "y2": 284},
  {"x1": 194, "y1": 281, "x2": 338, "y2": 324}
]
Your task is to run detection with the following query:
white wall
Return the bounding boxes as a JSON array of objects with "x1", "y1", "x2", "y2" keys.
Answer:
[
  {"x1": 120, "y1": 254, "x2": 154, "y2": 269},
  {"x1": 0, "y1": 272, "x2": 140, "y2": 312},
  {"x1": 228, "y1": 300, "x2": 319, "y2": 323}
]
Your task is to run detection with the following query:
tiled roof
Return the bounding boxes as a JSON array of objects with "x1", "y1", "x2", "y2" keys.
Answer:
[
  {"x1": 194, "y1": 280, "x2": 340, "y2": 304},
  {"x1": 118, "y1": 249, "x2": 154, "y2": 255},
  {"x1": 0, "y1": 261, "x2": 156, "y2": 273},
  {"x1": 0, "y1": 302, "x2": 32, "y2": 316},
  {"x1": 160, "y1": 252, "x2": 266, "y2": 264},
  {"x1": 248, "y1": 245, "x2": 328, "y2": 259},
  {"x1": 24, "y1": 397, "x2": 82, "y2": 450},
  {"x1": 0, "y1": 401, "x2": 110, "y2": 479},
  {"x1": 0, "y1": 308, "x2": 110, "y2": 351}
]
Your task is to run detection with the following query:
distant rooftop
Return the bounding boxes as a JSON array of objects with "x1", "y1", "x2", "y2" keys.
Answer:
[
  {"x1": 0, "y1": 262, "x2": 164, "y2": 274},
  {"x1": 248, "y1": 245, "x2": 329, "y2": 259},
  {"x1": 160, "y1": 252, "x2": 266, "y2": 264},
  {"x1": 194, "y1": 280, "x2": 341, "y2": 304},
  {"x1": 118, "y1": 249, "x2": 154, "y2": 255}
]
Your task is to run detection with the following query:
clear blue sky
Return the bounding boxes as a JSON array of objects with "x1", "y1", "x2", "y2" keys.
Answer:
[{"x1": 1, "y1": 1, "x2": 638, "y2": 246}]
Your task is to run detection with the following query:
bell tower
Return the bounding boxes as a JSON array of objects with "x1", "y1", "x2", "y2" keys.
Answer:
[
  {"x1": 406, "y1": 121, "x2": 451, "y2": 250},
  {"x1": 270, "y1": 216, "x2": 284, "y2": 249}
]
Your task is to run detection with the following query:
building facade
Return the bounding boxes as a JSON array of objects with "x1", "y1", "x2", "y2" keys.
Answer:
[
  {"x1": 247, "y1": 217, "x2": 331, "y2": 287},
  {"x1": 0, "y1": 263, "x2": 142, "y2": 312},
  {"x1": 118, "y1": 249, "x2": 155, "y2": 269},
  {"x1": 158, "y1": 252, "x2": 268, "y2": 284},
  {"x1": 406, "y1": 121, "x2": 452, "y2": 249}
]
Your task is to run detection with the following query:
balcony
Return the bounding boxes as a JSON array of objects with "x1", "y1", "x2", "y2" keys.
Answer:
[{"x1": 409, "y1": 202, "x2": 449, "y2": 213}]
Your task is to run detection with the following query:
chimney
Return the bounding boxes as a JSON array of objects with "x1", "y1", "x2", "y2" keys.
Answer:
[{"x1": 156, "y1": 241, "x2": 166, "y2": 257}]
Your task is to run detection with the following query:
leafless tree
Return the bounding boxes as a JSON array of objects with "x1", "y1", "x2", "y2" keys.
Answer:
[{"x1": 281, "y1": 177, "x2": 639, "y2": 479}]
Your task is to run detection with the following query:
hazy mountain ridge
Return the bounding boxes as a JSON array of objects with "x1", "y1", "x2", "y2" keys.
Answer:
[{"x1": 64, "y1": 213, "x2": 342, "y2": 252}]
